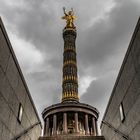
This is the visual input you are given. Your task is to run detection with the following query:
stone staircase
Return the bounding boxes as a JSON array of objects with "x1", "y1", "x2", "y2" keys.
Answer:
[{"x1": 39, "y1": 135, "x2": 105, "y2": 140}]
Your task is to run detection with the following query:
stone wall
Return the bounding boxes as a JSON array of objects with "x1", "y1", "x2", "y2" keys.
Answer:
[
  {"x1": 0, "y1": 17, "x2": 42, "y2": 140},
  {"x1": 101, "y1": 17, "x2": 140, "y2": 140}
]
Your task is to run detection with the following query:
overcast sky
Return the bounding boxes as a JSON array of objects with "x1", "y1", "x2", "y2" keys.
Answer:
[{"x1": 0, "y1": 0, "x2": 140, "y2": 132}]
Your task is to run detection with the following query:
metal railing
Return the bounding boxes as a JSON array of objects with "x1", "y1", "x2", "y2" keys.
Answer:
[
  {"x1": 102, "y1": 121, "x2": 132, "y2": 140},
  {"x1": 11, "y1": 122, "x2": 41, "y2": 140}
]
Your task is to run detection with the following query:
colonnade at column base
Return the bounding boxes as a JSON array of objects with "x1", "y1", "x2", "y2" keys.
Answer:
[
  {"x1": 42, "y1": 102, "x2": 99, "y2": 137},
  {"x1": 39, "y1": 135, "x2": 105, "y2": 140}
]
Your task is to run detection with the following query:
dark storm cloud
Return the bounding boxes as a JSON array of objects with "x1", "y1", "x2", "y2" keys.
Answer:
[
  {"x1": 0, "y1": 0, "x2": 140, "y2": 131},
  {"x1": 79, "y1": 0, "x2": 140, "y2": 96},
  {"x1": 78, "y1": 0, "x2": 140, "y2": 69}
]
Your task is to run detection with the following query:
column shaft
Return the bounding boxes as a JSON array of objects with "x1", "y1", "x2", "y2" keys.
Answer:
[
  {"x1": 85, "y1": 114, "x2": 89, "y2": 135},
  {"x1": 46, "y1": 117, "x2": 49, "y2": 136},
  {"x1": 63, "y1": 113, "x2": 67, "y2": 134},
  {"x1": 62, "y1": 29, "x2": 79, "y2": 102},
  {"x1": 53, "y1": 114, "x2": 57, "y2": 135},
  {"x1": 92, "y1": 117, "x2": 96, "y2": 136},
  {"x1": 95, "y1": 120, "x2": 98, "y2": 136},
  {"x1": 75, "y1": 112, "x2": 79, "y2": 133}
]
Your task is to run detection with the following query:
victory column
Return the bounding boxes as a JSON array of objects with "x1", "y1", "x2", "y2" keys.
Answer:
[{"x1": 39, "y1": 8, "x2": 101, "y2": 140}]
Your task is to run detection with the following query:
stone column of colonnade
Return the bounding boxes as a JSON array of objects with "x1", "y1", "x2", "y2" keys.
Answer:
[
  {"x1": 92, "y1": 117, "x2": 97, "y2": 136},
  {"x1": 95, "y1": 119, "x2": 98, "y2": 135},
  {"x1": 85, "y1": 114, "x2": 89, "y2": 135},
  {"x1": 53, "y1": 114, "x2": 57, "y2": 135},
  {"x1": 75, "y1": 112, "x2": 79, "y2": 133},
  {"x1": 63, "y1": 113, "x2": 67, "y2": 134},
  {"x1": 45, "y1": 118, "x2": 49, "y2": 136}
]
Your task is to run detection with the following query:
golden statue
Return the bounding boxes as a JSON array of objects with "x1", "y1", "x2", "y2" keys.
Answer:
[{"x1": 62, "y1": 7, "x2": 76, "y2": 28}]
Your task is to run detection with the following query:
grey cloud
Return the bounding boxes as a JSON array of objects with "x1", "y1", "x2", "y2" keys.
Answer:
[
  {"x1": 80, "y1": 70, "x2": 117, "y2": 126},
  {"x1": 81, "y1": 72, "x2": 116, "y2": 107}
]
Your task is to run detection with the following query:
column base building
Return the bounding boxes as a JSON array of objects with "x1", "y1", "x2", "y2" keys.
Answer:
[{"x1": 41, "y1": 102, "x2": 99, "y2": 137}]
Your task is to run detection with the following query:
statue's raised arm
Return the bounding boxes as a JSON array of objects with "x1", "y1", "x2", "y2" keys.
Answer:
[
  {"x1": 63, "y1": 7, "x2": 67, "y2": 16},
  {"x1": 71, "y1": 8, "x2": 74, "y2": 15}
]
